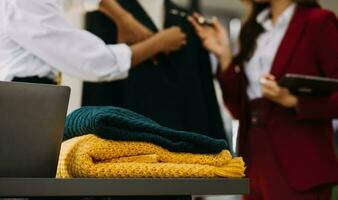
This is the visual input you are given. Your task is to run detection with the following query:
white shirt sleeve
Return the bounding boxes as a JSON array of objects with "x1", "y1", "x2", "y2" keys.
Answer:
[{"x1": 5, "y1": 0, "x2": 131, "y2": 82}]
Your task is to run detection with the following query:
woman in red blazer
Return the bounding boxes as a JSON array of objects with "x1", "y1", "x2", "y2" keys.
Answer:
[{"x1": 189, "y1": 0, "x2": 338, "y2": 199}]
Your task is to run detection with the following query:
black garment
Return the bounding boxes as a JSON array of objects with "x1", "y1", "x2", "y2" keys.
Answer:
[
  {"x1": 13, "y1": 76, "x2": 56, "y2": 85},
  {"x1": 82, "y1": 0, "x2": 227, "y2": 142}
]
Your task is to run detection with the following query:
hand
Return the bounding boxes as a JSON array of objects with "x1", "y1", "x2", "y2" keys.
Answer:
[
  {"x1": 130, "y1": 27, "x2": 186, "y2": 66},
  {"x1": 260, "y1": 74, "x2": 299, "y2": 108},
  {"x1": 116, "y1": 14, "x2": 153, "y2": 44},
  {"x1": 188, "y1": 13, "x2": 232, "y2": 71},
  {"x1": 154, "y1": 27, "x2": 187, "y2": 54}
]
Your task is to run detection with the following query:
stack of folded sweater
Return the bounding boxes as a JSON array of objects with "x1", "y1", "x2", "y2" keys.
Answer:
[{"x1": 58, "y1": 106, "x2": 245, "y2": 178}]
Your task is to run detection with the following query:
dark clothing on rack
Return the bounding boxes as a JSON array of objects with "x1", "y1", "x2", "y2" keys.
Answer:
[{"x1": 82, "y1": 0, "x2": 227, "y2": 143}]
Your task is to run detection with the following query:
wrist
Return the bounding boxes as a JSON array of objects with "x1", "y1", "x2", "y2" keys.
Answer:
[
  {"x1": 151, "y1": 34, "x2": 165, "y2": 53},
  {"x1": 282, "y1": 95, "x2": 298, "y2": 108},
  {"x1": 217, "y1": 51, "x2": 232, "y2": 73},
  {"x1": 140, "y1": 33, "x2": 163, "y2": 54}
]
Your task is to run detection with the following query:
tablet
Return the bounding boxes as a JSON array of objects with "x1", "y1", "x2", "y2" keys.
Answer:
[{"x1": 278, "y1": 74, "x2": 338, "y2": 95}]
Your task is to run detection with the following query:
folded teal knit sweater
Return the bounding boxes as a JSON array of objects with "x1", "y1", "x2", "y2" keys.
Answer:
[{"x1": 64, "y1": 106, "x2": 228, "y2": 154}]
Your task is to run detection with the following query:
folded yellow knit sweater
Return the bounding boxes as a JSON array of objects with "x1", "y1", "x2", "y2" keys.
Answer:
[{"x1": 57, "y1": 134, "x2": 245, "y2": 178}]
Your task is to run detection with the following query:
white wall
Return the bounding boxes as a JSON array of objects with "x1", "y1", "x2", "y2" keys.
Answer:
[
  {"x1": 62, "y1": 10, "x2": 85, "y2": 113},
  {"x1": 322, "y1": 0, "x2": 338, "y2": 15}
]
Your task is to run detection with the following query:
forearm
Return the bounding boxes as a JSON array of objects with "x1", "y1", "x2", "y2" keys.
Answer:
[
  {"x1": 130, "y1": 36, "x2": 162, "y2": 66},
  {"x1": 217, "y1": 49, "x2": 233, "y2": 74},
  {"x1": 98, "y1": 0, "x2": 129, "y2": 22}
]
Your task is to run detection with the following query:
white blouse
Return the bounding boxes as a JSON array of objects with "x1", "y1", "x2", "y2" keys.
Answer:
[{"x1": 244, "y1": 3, "x2": 296, "y2": 100}]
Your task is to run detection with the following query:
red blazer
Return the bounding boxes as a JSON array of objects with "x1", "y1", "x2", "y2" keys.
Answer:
[{"x1": 218, "y1": 6, "x2": 338, "y2": 191}]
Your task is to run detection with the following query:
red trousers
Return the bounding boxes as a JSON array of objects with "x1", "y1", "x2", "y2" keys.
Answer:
[{"x1": 243, "y1": 125, "x2": 332, "y2": 200}]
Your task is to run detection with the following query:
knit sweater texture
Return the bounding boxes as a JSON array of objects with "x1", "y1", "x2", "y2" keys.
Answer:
[
  {"x1": 64, "y1": 106, "x2": 228, "y2": 154},
  {"x1": 57, "y1": 134, "x2": 245, "y2": 178}
]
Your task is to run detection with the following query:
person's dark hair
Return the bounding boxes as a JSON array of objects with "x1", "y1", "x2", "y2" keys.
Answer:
[{"x1": 233, "y1": 0, "x2": 319, "y2": 67}]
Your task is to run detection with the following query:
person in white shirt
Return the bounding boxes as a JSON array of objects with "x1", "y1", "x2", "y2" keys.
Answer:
[{"x1": 0, "y1": 0, "x2": 187, "y2": 84}]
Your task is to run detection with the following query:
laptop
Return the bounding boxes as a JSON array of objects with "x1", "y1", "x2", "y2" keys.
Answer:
[{"x1": 0, "y1": 81, "x2": 70, "y2": 177}]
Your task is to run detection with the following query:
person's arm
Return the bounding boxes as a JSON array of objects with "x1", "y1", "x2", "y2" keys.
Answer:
[
  {"x1": 6, "y1": 0, "x2": 132, "y2": 82},
  {"x1": 260, "y1": 74, "x2": 299, "y2": 108},
  {"x1": 5, "y1": 0, "x2": 185, "y2": 82},
  {"x1": 130, "y1": 27, "x2": 187, "y2": 66},
  {"x1": 188, "y1": 13, "x2": 233, "y2": 73},
  {"x1": 97, "y1": 0, "x2": 153, "y2": 44},
  {"x1": 188, "y1": 14, "x2": 242, "y2": 118}
]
